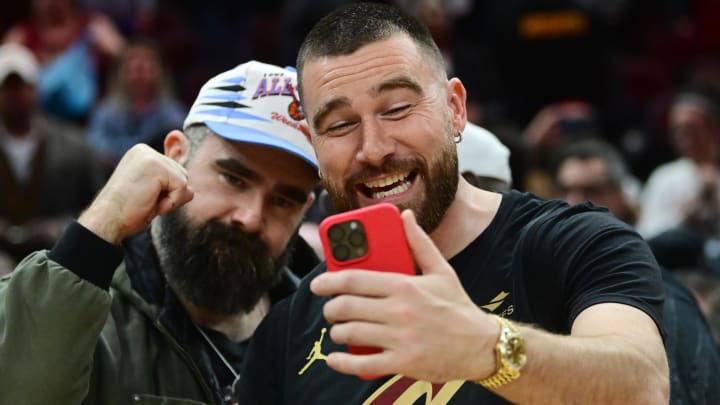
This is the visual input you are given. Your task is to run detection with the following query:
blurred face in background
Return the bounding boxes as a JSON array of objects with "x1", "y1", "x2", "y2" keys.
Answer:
[
  {"x1": 0, "y1": 74, "x2": 36, "y2": 131},
  {"x1": 120, "y1": 44, "x2": 163, "y2": 101},
  {"x1": 670, "y1": 101, "x2": 720, "y2": 164},
  {"x1": 556, "y1": 156, "x2": 627, "y2": 218}
]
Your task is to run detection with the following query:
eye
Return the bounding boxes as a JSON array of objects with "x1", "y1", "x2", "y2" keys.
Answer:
[
  {"x1": 324, "y1": 120, "x2": 357, "y2": 136},
  {"x1": 271, "y1": 195, "x2": 297, "y2": 209},
  {"x1": 383, "y1": 103, "x2": 412, "y2": 118},
  {"x1": 222, "y1": 172, "x2": 247, "y2": 189}
]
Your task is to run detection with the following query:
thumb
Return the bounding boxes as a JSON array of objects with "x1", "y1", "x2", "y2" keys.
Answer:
[{"x1": 401, "y1": 209, "x2": 449, "y2": 276}]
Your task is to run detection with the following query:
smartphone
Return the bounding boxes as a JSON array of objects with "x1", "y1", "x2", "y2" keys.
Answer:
[{"x1": 319, "y1": 203, "x2": 415, "y2": 379}]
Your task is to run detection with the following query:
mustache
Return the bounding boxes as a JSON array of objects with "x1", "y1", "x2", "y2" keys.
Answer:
[{"x1": 194, "y1": 220, "x2": 267, "y2": 252}]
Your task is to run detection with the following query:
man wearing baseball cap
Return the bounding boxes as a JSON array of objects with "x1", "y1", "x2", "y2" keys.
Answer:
[
  {"x1": 0, "y1": 60, "x2": 319, "y2": 404},
  {"x1": 0, "y1": 42, "x2": 104, "y2": 264}
]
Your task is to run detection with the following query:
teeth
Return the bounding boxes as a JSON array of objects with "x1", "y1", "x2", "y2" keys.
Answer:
[
  {"x1": 370, "y1": 178, "x2": 412, "y2": 199},
  {"x1": 364, "y1": 172, "x2": 410, "y2": 189}
]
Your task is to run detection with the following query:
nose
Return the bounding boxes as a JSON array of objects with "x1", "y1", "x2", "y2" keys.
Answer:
[
  {"x1": 230, "y1": 193, "x2": 265, "y2": 234},
  {"x1": 356, "y1": 119, "x2": 396, "y2": 166}
]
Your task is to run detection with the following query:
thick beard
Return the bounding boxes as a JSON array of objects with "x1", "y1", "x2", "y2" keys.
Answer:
[
  {"x1": 155, "y1": 208, "x2": 292, "y2": 315},
  {"x1": 324, "y1": 127, "x2": 458, "y2": 233}
]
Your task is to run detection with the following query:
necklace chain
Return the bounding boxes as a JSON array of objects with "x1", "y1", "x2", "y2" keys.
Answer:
[{"x1": 194, "y1": 323, "x2": 240, "y2": 379}]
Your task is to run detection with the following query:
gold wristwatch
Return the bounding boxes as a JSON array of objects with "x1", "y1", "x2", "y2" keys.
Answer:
[{"x1": 475, "y1": 315, "x2": 527, "y2": 389}]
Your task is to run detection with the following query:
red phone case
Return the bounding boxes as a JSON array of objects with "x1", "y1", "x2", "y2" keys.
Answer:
[{"x1": 319, "y1": 203, "x2": 415, "y2": 379}]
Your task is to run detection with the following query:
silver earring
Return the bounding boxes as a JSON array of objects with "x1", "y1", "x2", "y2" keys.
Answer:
[{"x1": 454, "y1": 131, "x2": 463, "y2": 144}]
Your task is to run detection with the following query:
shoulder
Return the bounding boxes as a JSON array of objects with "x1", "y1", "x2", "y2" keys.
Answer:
[
  {"x1": 500, "y1": 190, "x2": 614, "y2": 233},
  {"x1": 645, "y1": 159, "x2": 697, "y2": 185}
]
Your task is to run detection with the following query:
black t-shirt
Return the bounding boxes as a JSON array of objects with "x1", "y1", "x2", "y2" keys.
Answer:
[{"x1": 238, "y1": 191, "x2": 665, "y2": 404}]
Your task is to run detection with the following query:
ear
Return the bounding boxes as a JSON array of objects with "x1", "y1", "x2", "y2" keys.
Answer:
[
  {"x1": 303, "y1": 190, "x2": 317, "y2": 213},
  {"x1": 447, "y1": 77, "x2": 468, "y2": 133},
  {"x1": 163, "y1": 130, "x2": 190, "y2": 164}
]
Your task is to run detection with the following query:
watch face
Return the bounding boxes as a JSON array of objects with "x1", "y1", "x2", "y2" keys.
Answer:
[{"x1": 505, "y1": 335, "x2": 527, "y2": 369}]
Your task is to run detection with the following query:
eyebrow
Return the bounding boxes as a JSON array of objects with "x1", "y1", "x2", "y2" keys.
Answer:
[
  {"x1": 370, "y1": 76, "x2": 424, "y2": 97},
  {"x1": 311, "y1": 76, "x2": 424, "y2": 132},
  {"x1": 216, "y1": 158, "x2": 260, "y2": 182},
  {"x1": 215, "y1": 158, "x2": 309, "y2": 204},
  {"x1": 312, "y1": 96, "x2": 351, "y2": 132}
]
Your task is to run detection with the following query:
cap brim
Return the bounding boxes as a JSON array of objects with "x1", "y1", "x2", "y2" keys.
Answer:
[{"x1": 205, "y1": 120, "x2": 317, "y2": 169}]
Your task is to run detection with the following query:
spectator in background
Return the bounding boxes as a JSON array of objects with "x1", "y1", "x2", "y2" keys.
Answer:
[
  {"x1": 636, "y1": 91, "x2": 720, "y2": 239},
  {"x1": 0, "y1": 42, "x2": 103, "y2": 264},
  {"x1": 87, "y1": 38, "x2": 185, "y2": 175},
  {"x1": 520, "y1": 99, "x2": 599, "y2": 197},
  {"x1": 552, "y1": 137, "x2": 720, "y2": 404},
  {"x1": 555, "y1": 138, "x2": 640, "y2": 225},
  {"x1": 3, "y1": 0, "x2": 125, "y2": 122}
]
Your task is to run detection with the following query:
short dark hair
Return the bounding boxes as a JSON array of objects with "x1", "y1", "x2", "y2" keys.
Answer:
[
  {"x1": 673, "y1": 91, "x2": 720, "y2": 123},
  {"x1": 555, "y1": 138, "x2": 628, "y2": 187},
  {"x1": 296, "y1": 2, "x2": 445, "y2": 98}
]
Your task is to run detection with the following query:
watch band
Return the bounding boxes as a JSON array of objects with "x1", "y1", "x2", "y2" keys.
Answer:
[{"x1": 475, "y1": 314, "x2": 525, "y2": 389}]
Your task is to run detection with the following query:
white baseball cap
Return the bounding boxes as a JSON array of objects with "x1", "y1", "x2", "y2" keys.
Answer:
[
  {"x1": 184, "y1": 60, "x2": 317, "y2": 169},
  {"x1": 0, "y1": 43, "x2": 39, "y2": 84},
  {"x1": 457, "y1": 122, "x2": 512, "y2": 185}
]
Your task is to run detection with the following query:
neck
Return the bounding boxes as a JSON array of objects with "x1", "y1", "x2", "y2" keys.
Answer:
[
  {"x1": 181, "y1": 294, "x2": 271, "y2": 343},
  {"x1": 429, "y1": 178, "x2": 502, "y2": 259}
]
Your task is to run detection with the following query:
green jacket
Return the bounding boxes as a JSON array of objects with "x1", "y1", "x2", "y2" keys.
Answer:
[
  {"x1": 0, "y1": 252, "x2": 216, "y2": 405},
  {"x1": 0, "y1": 224, "x2": 306, "y2": 405}
]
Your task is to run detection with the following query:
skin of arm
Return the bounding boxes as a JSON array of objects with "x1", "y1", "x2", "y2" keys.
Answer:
[{"x1": 311, "y1": 210, "x2": 670, "y2": 404}]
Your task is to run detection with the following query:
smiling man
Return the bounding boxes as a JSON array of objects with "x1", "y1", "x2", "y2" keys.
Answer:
[
  {"x1": 238, "y1": 3, "x2": 669, "y2": 405},
  {"x1": 0, "y1": 61, "x2": 319, "y2": 404}
]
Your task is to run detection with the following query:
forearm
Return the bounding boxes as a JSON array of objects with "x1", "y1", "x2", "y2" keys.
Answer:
[{"x1": 492, "y1": 323, "x2": 669, "y2": 405}]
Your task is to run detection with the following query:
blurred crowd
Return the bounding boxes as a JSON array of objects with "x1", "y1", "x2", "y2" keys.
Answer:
[{"x1": 1, "y1": 0, "x2": 720, "y2": 349}]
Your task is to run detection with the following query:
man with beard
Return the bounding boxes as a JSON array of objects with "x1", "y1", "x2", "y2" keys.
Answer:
[
  {"x1": 237, "y1": 3, "x2": 669, "y2": 405},
  {"x1": 0, "y1": 61, "x2": 319, "y2": 404}
]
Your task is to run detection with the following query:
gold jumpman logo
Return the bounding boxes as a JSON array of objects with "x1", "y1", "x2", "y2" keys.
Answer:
[{"x1": 298, "y1": 327, "x2": 328, "y2": 375}]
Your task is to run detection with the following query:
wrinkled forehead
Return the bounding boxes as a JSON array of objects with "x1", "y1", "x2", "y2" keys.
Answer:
[
  {"x1": 301, "y1": 34, "x2": 440, "y2": 92},
  {"x1": 300, "y1": 36, "x2": 442, "y2": 116}
]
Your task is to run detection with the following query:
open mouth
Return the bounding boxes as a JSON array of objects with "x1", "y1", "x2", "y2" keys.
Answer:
[{"x1": 356, "y1": 170, "x2": 418, "y2": 199}]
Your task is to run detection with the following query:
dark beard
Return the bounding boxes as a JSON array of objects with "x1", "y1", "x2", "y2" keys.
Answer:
[
  {"x1": 324, "y1": 132, "x2": 458, "y2": 233},
  {"x1": 155, "y1": 208, "x2": 292, "y2": 315}
]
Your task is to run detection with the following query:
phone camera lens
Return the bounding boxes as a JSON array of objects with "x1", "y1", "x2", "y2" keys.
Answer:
[
  {"x1": 328, "y1": 225, "x2": 345, "y2": 242},
  {"x1": 332, "y1": 244, "x2": 351, "y2": 261},
  {"x1": 348, "y1": 230, "x2": 366, "y2": 247}
]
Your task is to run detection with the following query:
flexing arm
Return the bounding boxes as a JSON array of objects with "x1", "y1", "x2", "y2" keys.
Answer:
[
  {"x1": 79, "y1": 143, "x2": 193, "y2": 244},
  {"x1": 311, "y1": 210, "x2": 669, "y2": 404}
]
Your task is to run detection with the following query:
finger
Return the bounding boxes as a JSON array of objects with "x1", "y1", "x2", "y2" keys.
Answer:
[
  {"x1": 323, "y1": 294, "x2": 393, "y2": 324},
  {"x1": 328, "y1": 321, "x2": 397, "y2": 349},
  {"x1": 400, "y1": 210, "x2": 448, "y2": 276},
  {"x1": 157, "y1": 186, "x2": 194, "y2": 216},
  {"x1": 156, "y1": 161, "x2": 192, "y2": 215},
  {"x1": 311, "y1": 269, "x2": 414, "y2": 297},
  {"x1": 325, "y1": 349, "x2": 395, "y2": 379}
]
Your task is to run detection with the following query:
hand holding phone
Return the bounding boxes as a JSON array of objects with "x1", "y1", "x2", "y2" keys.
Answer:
[{"x1": 319, "y1": 203, "x2": 415, "y2": 379}]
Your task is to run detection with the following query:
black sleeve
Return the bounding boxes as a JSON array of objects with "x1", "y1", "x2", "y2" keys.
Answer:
[
  {"x1": 237, "y1": 297, "x2": 290, "y2": 405},
  {"x1": 47, "y1": 221, "x2": 124, "y2": 290},
  {"x1": 529, "y1": 208, "x2": 666, "y2": 337}
]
